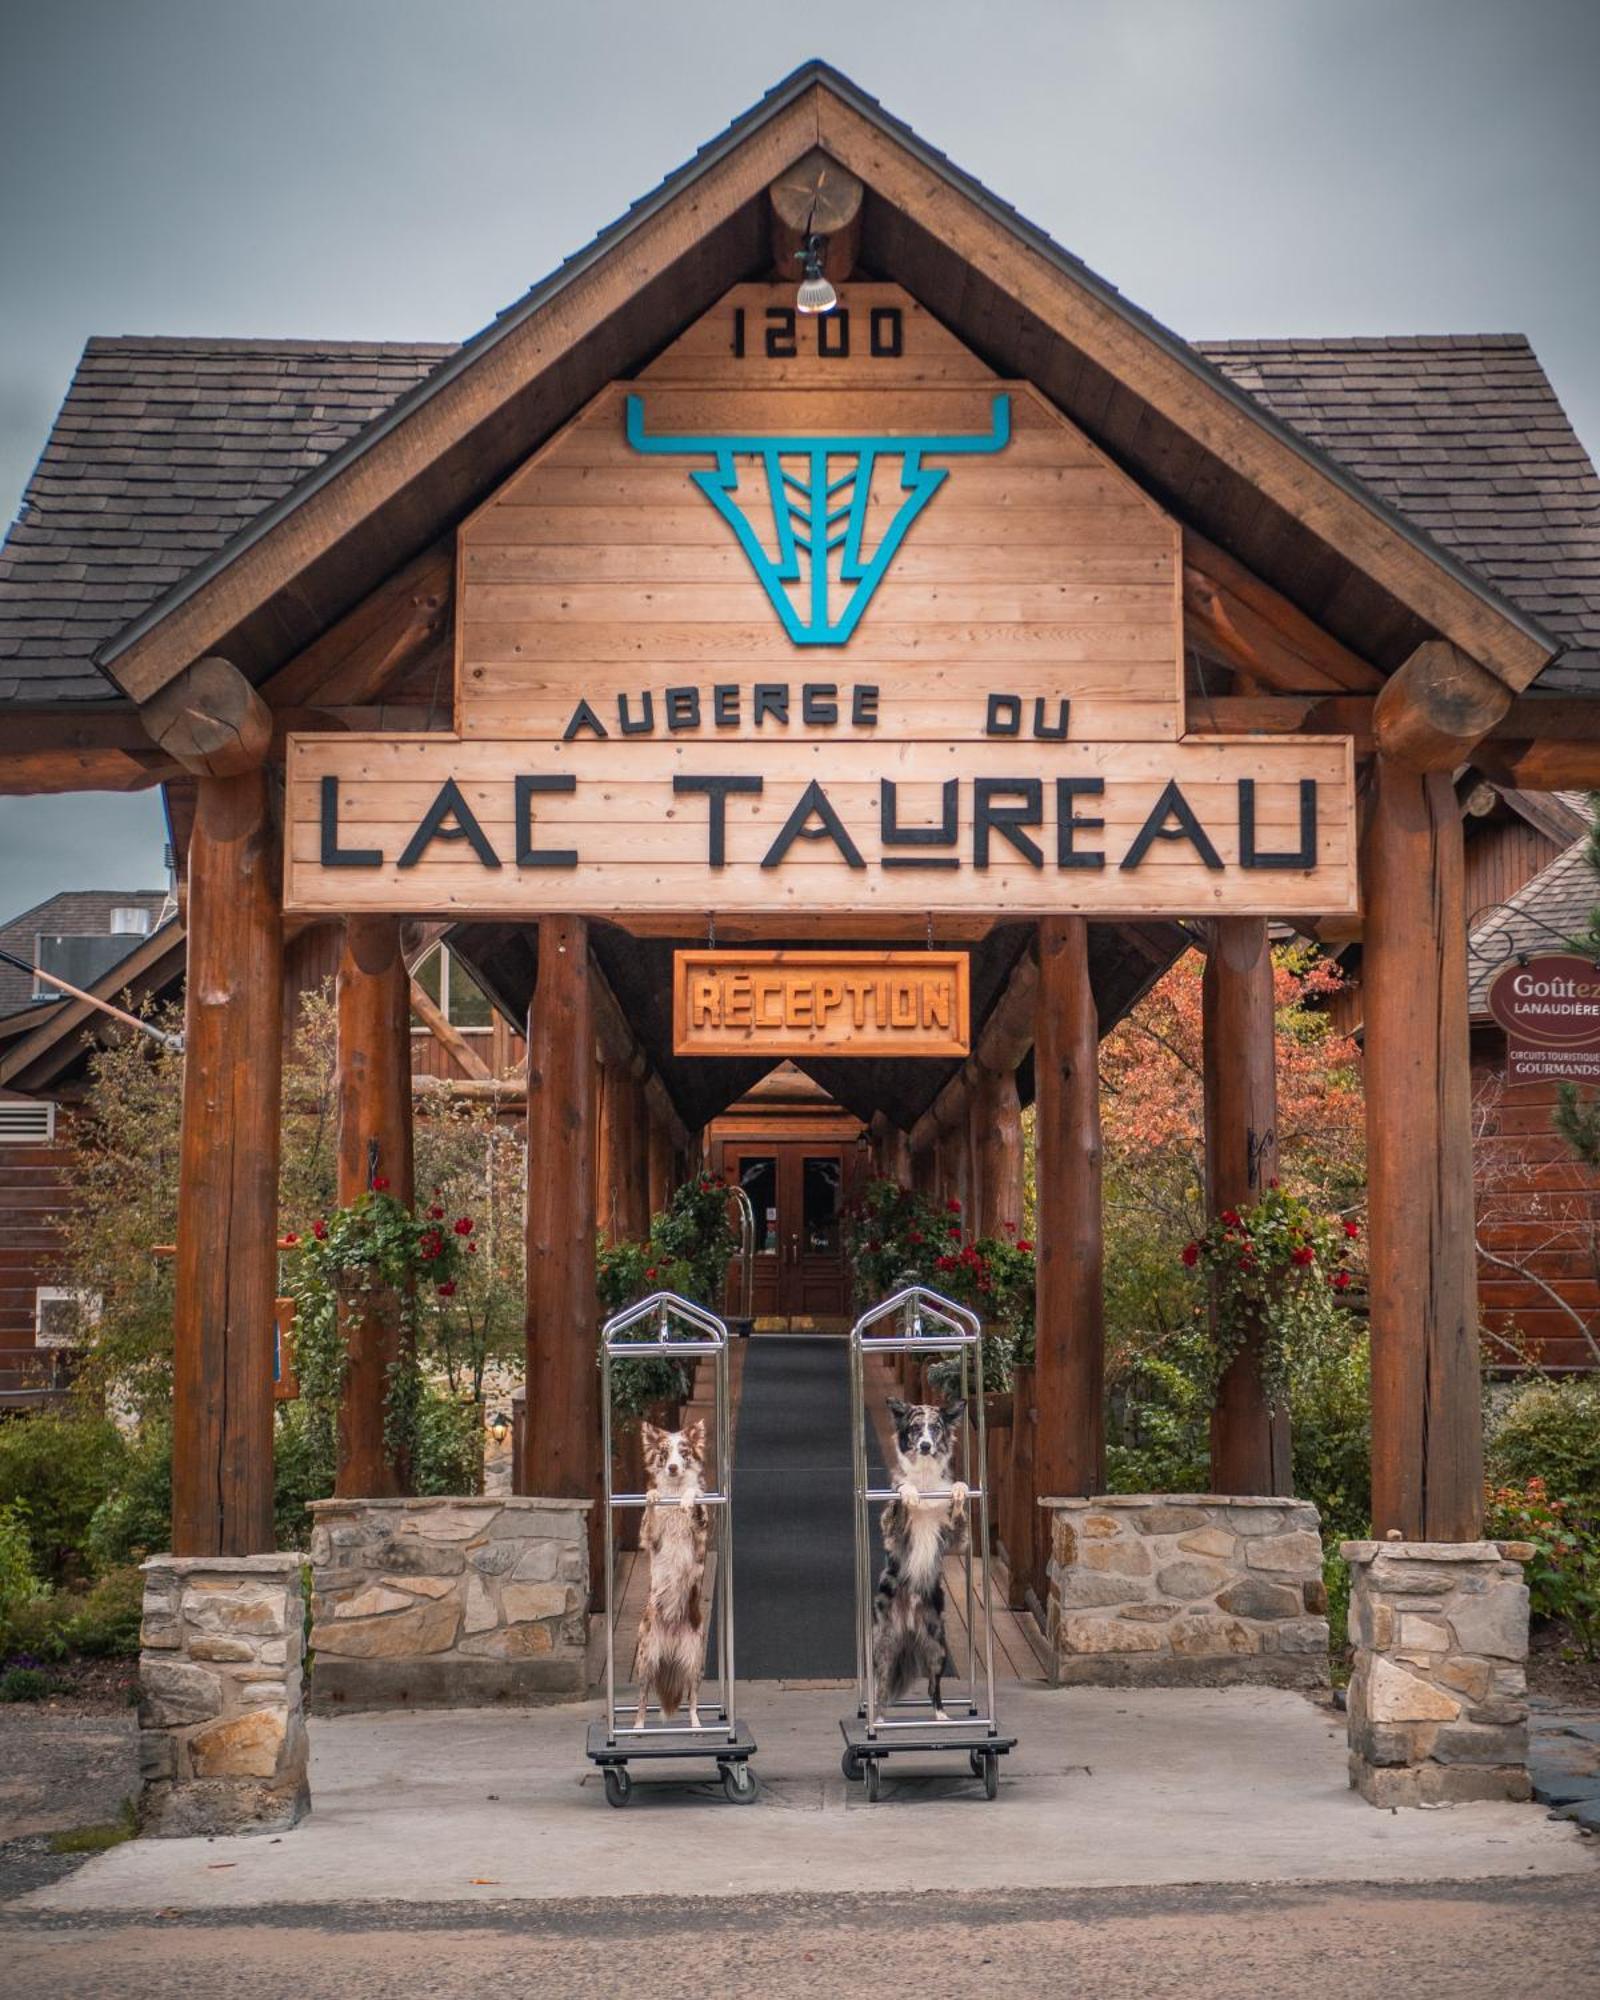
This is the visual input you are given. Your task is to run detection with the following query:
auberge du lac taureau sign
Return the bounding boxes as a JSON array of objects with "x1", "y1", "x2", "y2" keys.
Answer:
[
  {"x1": 674, "y1": 949, "x2": 970, "y2": 1059},
  {"x1": 1487, "y1": 953, "x2": 1600, "y2": 1083},
  {"x1": 283, "y1": 285, "x2": 1357, "y2": 921}
]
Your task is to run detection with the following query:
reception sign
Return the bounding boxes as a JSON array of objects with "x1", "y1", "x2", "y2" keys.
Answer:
[
  {"x1": 673, "y1": 949, "x2": 970, "y2": 1057},
  {"x1": 283, "y1": 285, "x2": 1357, "y2": 922}
]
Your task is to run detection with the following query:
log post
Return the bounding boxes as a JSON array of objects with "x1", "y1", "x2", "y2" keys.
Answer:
[
  {"x1": 619, "y1": 1073, "x2": 651, "y2": 1245},
  {"x1": 1363, "y1": 758, "x2": 1484, "y2": 1540},
  {"x1": 911, "y1": 1132, "x2": 937, "y2": 1200},
  {"x1": 769, "y1": 148, "x2": 863, "y2": 284},
  {"x1": 879, "y1": 1122, "x2": 912, "y2": 1189},
  {"x1": 335, "y1": 916, "x2": 416, "y2": 1498},
  {"x1": 971, "y1": 1066, "x2": 1024, "y2": 1241},
  {"x1": 524, "y1": 917, "x2": 600, "y2": 1549},
  {"x1": 1032, "y1": 916, "x2": 1104, "y2": 1597},
  {"x1": 647, "y1": 1110, "x2": 674, "y2": 1224},
  {"x1": 1203, "y1": 919, "x2": 1291, "y2": 1495},
  {"x1": 170, "y1": 770, "x2": 282, "y2": 1556}
]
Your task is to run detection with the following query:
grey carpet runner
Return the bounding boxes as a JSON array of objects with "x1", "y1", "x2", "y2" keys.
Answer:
[{"x1": 722, "y1": 1334, "x2": 889, "y2": 1680}]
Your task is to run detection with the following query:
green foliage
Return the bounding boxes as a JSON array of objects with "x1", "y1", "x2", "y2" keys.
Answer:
[
  {"x1": 414, "y1": 1395, "x2": 484, "y2": 1495},
  {"x1": 0, "y1": 1413, "x2": 128, "y2": 1586},
  {"x1": 1182, "y1": 1185, "x2": 1362, "y2": 1406},
  {"x1": 1105, "y1": 1336, "x2": 1213, "y2": 1496},
  {"x1": 844, "y1": 1180, "x2": 944, "y2": 1303},
  {"x1": 415, "y1": 1102, "x2": 526, "y2": 1403},
  {"x1": 594, "y1": 1177, "x2": 738, "y2": 1418},
  {"x1": 1486, "y1": 1376, "x2": 1600, "y2": 1513},
  {"x1": 84, "y1": 1423, "x2": 172, "y2": 1572},
  {"x1": 0, "y1": 1501, "x2": 44, "y2": 1628},
  {"x1": 1, "y1": 1565, "x2": 143, "y2": 1664},
  {"x1": 1486, "y1": 1476, "x2": 1600, "y2": 1661},
  {"x1": 0, "y1": 1667, "x2": 51, "y2": 1703}
]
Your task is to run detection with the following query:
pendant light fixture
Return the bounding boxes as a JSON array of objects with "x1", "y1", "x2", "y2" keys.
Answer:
[{"x1": 795, "y1": 233, "x2": 838, "y2": 316}]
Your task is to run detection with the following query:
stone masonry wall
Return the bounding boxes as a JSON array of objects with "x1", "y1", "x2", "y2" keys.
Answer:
[
  {"x1": 138, "y1": 1554, "x2": 310, "y2": 1837},
  {"x1": 309, "y1": 1496, "x2": 589, "y2": 1709},
  {"x1": 1343, "y1": 1538, "x2": 1533, "y2": 1806},
  {"x1": 1042, "y1": 1495, "x2": 1330, "y2": 1688}
]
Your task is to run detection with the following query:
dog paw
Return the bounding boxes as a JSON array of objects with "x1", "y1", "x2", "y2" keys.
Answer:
[
  {"x1": 898, "y1": 1481, "x2": 919, "y2": 1510},
  {"x1": 933, "y1": 1706, "x2": 949, "y2": 1723},
  {"x1": 951, "y1": 1480, "x2": 970, "y2": 1509}
]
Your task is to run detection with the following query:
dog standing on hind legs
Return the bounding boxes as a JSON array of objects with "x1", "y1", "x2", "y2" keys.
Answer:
[
  {"x1": 635, "y1": 1420, "x2": 710, "y2": 1730},
  {"x1": 873, "y1": 1398, "x2": 969, "y2": 1720}
]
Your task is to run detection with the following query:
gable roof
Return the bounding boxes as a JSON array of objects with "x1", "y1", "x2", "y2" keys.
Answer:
[
  {"x1": 0, "y1": 889, "x2": 171, "y2": 1016},
  {"x1": 1467, "y1": 812, "x2": 1598, "y2": 1017},
  {"x1": 0, "y1": 60, "x2": 1573, "y2": 715}
]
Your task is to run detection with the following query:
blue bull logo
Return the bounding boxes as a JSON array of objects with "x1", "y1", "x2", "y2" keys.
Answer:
[{"x1": 624, "y1": 392, "x2": 1012, "y2": 646}]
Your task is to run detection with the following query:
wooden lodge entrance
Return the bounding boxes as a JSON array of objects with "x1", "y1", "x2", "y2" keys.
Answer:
[{"x1": 725, "y1": 1141, "x2": 851, "y2": 1325}]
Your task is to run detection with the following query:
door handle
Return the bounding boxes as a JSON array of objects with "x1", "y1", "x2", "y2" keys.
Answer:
[{"x1": 788, "y1": 1232, "x2": 799, "y2": 1265}]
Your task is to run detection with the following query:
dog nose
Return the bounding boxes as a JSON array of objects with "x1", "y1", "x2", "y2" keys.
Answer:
[{"x1": 917, "y1": 1439, "x2": 932, "y2": 1455}]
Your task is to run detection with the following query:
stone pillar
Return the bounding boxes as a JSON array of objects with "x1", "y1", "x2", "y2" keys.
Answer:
[
  {"x1": 1342, "y1": 1537, "x2": 1532, "y2": 1806},
  {"x1": 137, "y1": 1554, "x2": 309, "y2": 1836}
]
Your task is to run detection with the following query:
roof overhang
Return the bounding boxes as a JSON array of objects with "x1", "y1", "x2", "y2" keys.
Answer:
[{"x1": 93, "y1": 61, "x2": 1555, "y2": 712}]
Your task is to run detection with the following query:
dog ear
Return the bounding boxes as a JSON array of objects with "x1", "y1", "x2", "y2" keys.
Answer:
[
  {"x1": 942, "y1": 1398, "x2": 966, "y2": 1427},
  {"x1": 640, "y1": 1422, "x2": 664, "y2": 1456},
  {"x1": 886, "y1": 1398, "x2": 909, "y2": 1425},
  {"x1": 685, "y1": 1418, "x2": 706, "y2": 1459}
]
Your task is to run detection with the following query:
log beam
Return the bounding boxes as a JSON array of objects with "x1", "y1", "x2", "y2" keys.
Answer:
[
  {"x1": 141, "y1": 656, "x2": 273, "y2": 778},
  {"x1": 407, "y1": 973, "x2": 492, "y2": 1083},
  {"x1": 170, "y1": 771, "x2": 282, "y2": 1556},
  {"x1": 1363, "y1": 757, "x2": 1484, "y2": 1540},
  {"x1": 1182, "y1": 530, "x2": 1383, "y2": 694},
  {"x1": 336, "y1": 918, "x2": 416, "y2": 1497},
  {"x1": 524, "y1": 916, "x2": 600, "y2": 1533},
  {"x1": 769, "y1": 147, "x2": 863, "y2": 284},
  {"x1": 1203, "y1": 918, "x2": 1291, "y2": 1495},
  {"x1": 1032, "y1": 915, "x2": 1104, "y2": 1595},
  {"x1": 1372, "y1": 639, "x2": 1511, "y2": 771}
]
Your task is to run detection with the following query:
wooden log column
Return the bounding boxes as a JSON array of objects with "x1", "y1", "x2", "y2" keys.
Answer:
[
  {"x1": 971, "y1": 1066, "x2": 1025, "y2": 1240},
  {"x1": 1363, "y1": 758, "x2": 1484, "y2": 1540},
  {"x1": 647, "y1": 1111, "x2": 674, "y2": 1223},
  {"x1": 1203, "y1": 919, "x2": 1291, "y2": 1496},
  {"x1": 1032, "y1": 916, "x2": 1104, "y2": 1596},
  {"x1": 334, "y1": 916, "x2": 416, "y2": 1497},
  {"x1": 170, "y1": 769, "x2": 283, "y2": 1556},
  {"x1": 524, "y1": 917, "x2": 600, "y2": 1534}
]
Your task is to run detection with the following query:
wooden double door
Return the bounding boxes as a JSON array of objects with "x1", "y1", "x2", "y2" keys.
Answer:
[{"x1": 723, "y1": 1140, "x2": 852, "y2": 1324}]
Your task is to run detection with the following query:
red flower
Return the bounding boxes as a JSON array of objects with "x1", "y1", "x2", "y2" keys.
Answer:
[
  {"x1": 428, "y1": 1205, "x2": 445, "y2": 1221},
  {"x1": 1015, "y1": 1240, "x2": 1033, "y2": 1254},
  {"x1": 1181, "y1": 1241, "x2": 1199, "y2": 1268},
  {"x1": 644, "y1": 1266, "x2": 657, "y2": 1280},
  {"x1": 935, "y1": 1254, "x2": 956, "y2": 1273},
  {"x1": 467, "y1": 1242, "x2": 477, "y2": 1254},
  {"x1": 866, "y1": 1240, "x2": 881, "y2": 1255},
  {"x1": 1332, "y1": 1270, "x2": 1352, "y2": 1292},
  {"x1": 1238, "y1": 1254, "x2": 1256, "y2": 1272},
  {"x1": 1220, "y1": 1208, "x2": 1240, "y2": 1227},
  {"x1": 947, "y1": 1222, "x2": 962, "y2": 1238},
  {"x1": 372, "y1": 1175, "x2": 390, "y2": 1193},
  {"x1": 909, "y1": 1230, "x2": 924, "y2": 1246},
  {"x1": 1268, "y1": 1177, "x2": 1280, "y2": 1190},
  {"x1": 1343, "y1": 1220, "x2": 1360, "y2": 1239},
  {"x1": 437, "y1": 1281, "x2": 457, "y2": 1298},
  {"x1": 282, "y1": 1231, "x2": 299, "y2": 1246},
  {"x1": 1002, "y1": 1220, "x2": 1016, "y2": 1236},
  {"x1": 946, "y1": 1198, "x2": 962, "y2": 1214},
  {"x1": 312, "y1": 1219, "x2": 328, "y2": 1241},
  {"x1": 1291, "y1": 1245, "x2": 1315, "y2": 1267},
  {"x1": 454, "y1": 1217, "x2": 474, "y2": 1236}
]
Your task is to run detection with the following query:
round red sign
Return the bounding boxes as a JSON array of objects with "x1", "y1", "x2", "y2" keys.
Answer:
[{"x1": 1487, "y1": 952, "x2": 1600, "y2": 1049}]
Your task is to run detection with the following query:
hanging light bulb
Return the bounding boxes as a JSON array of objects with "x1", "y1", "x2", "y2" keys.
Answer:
[{"x1": 795, "y1": 234, "x2": 838, "y2": 316}]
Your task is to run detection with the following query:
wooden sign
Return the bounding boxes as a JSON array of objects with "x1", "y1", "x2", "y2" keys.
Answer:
[
  {"x1": 1487, "y1": 954, "x2": 1600, "y2": 1083},
  {"x1": 674, "y1": 950, "x2": 970, "y2": 1057},
  {"x1": 282, "y1": 284, "x2": 1359, "y2": 924}
]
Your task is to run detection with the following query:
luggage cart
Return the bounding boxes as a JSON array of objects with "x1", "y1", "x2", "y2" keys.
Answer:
[
  {"x1": 585, "y1": 1290, "x2": 758, "y2": 1806},
  {"x1": 841, "y1": 1286, "x2": 1015, "y2": 1800},
  {"x1": 726, "y1": 1184, "x2": 756, "y2": 1339}
]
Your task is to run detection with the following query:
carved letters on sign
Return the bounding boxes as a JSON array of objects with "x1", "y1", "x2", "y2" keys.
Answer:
[
  {"x1": 282, "y1": 283, "x2": 1359, "y2": 921},
  {"x1": 673, "y1": 950, "x2": 971, "y2": 1057}
]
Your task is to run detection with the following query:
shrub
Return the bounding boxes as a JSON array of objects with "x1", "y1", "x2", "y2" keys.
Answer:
[
  {"x1": 57, "y1": 1566, "x2": 144, "y2": 1657},
  {"x1": 0, "y1": 1666, "x2": 51, "y2": 1703},
  {"x1": 1486, "y1": 1377, "x2": 1600, "y2": 1515},
  {"x1": 0, "y1": 1499, "x2": 43, "y2": 1630},
  {"x1": 1487, "y1": 1476, "x2": 1600, "y2": 1660},
  {"x1": 0, "y1": 1413, "x2": 129, "y2": 1586},
  {"x1": 84, "y1": 1422, "x2": 172, "y2": 1572},
  {"x1": 415, "y1": 1395, "x2": 484, "y2": 1496}
]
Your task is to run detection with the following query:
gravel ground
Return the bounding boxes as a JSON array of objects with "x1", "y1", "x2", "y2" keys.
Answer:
[{"x1": 0, "y1": 1708, "x2": 140, "y2": 1905}]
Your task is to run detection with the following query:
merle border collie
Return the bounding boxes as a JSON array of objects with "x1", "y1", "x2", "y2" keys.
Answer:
[
  {"x1": 636, "y1": 1420, "x2": 709, "y2": 1729},
  {"x1": 874, "y1": 1398, "x2": 969, "y2": 1718}
]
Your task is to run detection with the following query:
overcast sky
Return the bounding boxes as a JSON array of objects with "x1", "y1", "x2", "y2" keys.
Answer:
[{"x1": 3, "y1": 0, "x2": 1597, "y2": 916}]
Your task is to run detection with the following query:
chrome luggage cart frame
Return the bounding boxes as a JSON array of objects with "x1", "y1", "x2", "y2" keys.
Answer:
[
  {"x1": 585, "y1": 1291, "x2": 758, "y2": 1806},
  {"x1": 841, "y1": 1285, "x2": 1015, "y2": 1800}
]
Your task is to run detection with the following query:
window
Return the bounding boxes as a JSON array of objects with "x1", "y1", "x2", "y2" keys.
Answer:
[
  {"x1": 411, "y1": 946, "x2": 494, "y2": 1030},
  {"x1": 35, "y1": 1286, "x2": 98, "y2": 1347},
  {"x1": 109, "y1": 906, "x2": 152, "y2": 935},
  {"x1": 0, "y1": 1100, "x2": 54, "y2": 1144}
]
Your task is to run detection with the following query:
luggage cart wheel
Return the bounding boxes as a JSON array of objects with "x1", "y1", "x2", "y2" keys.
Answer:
[
  {"x1": 863, "y1": 1758, "x2": 882, "y2": 1802},
  {"x1": 982, "y1": 1750, "x2": 999, "y2": 1800},
  {"x1": 721, "y1": 1760, "x2": 759, "y2": 1805},
  {"x1": 841, "y1": 1747, "x2": 864, "y2": 1783},
  {"x1": 602, "y1": 1765, "x2": 632, "y2": 1809}
]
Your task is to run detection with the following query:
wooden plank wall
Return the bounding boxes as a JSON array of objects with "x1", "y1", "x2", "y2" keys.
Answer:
[{"x1": 0, "y1": 1122, "x2": 72, "y2": 1390}]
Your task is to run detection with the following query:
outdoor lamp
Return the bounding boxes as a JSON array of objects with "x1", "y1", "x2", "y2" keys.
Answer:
[
  {"x1": 487, "y1": 1409, "x2": 510, "y2": 1447},
  {"x1": 795, "y1": 234, "x2": 838, "y2": 315}
]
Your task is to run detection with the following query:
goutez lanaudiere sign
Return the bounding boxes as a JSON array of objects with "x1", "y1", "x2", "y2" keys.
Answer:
[{"x1": 283, "y1": 285, "x2": 1356, "y2": 922}]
